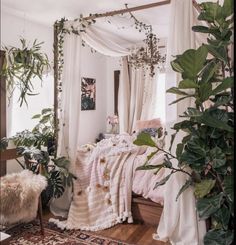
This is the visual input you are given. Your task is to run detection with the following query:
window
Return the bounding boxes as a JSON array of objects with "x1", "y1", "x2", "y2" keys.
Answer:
[{"x1": 8, "y1": 74, "x2": 54, "y2": 136}]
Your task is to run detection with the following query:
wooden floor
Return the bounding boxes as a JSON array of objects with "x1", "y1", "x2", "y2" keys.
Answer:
[
  {"x1": 42, "y1": 208, "x2": 168, "y2": 245},
  {"x1": 96, "y1": 223, "x2": 168, "y2": 245}
]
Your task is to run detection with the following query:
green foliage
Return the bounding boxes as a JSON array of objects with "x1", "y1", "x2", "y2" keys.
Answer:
[
  {"x1": 1, "y1": 38, "x2": 50, "y2": 106},
  {"x1": 133, "y1": 132, "x2": 157, "y2": 147},
  {"x1": 133, "y1": 1, "x2": 234, "y2": 243},
  {"x1": 0, "y1": 108, "x2": 76, "y2": 203},
  {"x1": 55, "y1": 17, "x2": 96, "y2": 81},
  {"x1": 194, "y1": 179, "x2": 216, "y2": 198}
]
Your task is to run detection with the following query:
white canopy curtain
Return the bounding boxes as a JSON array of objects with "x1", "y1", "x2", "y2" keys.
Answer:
[
  {"x1": 118, "y1": 57, "x2": 158, "y2": 134},
  {"x1": 155, "y1": 0, "x2": 207, "y2": 244}
]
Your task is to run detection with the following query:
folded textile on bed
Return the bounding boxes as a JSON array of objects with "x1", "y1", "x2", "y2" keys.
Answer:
[{"x1": 50, "y1": 133, "x2": 158, "y2": 231}]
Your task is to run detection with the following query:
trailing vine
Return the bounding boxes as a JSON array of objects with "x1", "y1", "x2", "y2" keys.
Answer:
[
  {"x1": 54, "y1": 16, "x2": 96, "y2": 82},
  {"x1": 125, "y1": 4, "x2": 152, "y2": 35},
  {"x1": 1, "y1": 38, "x2": 50, "y2": 106}
]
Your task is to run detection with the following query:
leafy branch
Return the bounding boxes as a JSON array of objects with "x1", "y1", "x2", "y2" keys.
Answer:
[
  {"x1": 134, "y1": 0, "x2": 234, "y2": 243},
  {"x1": 1, "y1": 38, "x2": 50, "y2": 106}
]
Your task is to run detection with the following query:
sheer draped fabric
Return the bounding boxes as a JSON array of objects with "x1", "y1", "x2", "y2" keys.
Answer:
[{"x1": 158, "y1": 0, "x2": 207, "y2": 244}]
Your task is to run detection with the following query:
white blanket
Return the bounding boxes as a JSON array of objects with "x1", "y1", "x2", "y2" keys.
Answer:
[
  {"x1": 50, "y1": 134, "x2": 145, "y2": 230},
  {"x1": 50, "y1": 134, "x2": 206, "y2": 244}
]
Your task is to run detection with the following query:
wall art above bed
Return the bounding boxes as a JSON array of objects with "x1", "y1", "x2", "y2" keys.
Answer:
[{"x1": 81, "y1": 77, "x2": 96, "y2": 110}]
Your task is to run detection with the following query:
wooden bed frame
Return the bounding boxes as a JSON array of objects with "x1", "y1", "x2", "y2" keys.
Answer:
[{"x1": 131, "y1": 193, "x2": 163, "y2": 226}]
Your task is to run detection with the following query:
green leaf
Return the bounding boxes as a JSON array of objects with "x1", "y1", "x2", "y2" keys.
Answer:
[
  {"x1": 196, "y1": 193, "x2": 224, "y2": 219},
  {"x1": 192, "y1": 25, "x2": 210, "y2": 33},
  {"x1": 136, "y1": 164, "x2": 164, "y2": 171},
  {"x1": 133, "y1": 132, "x2": 156, "y2": 148},
  {"x1": 182, "y1": 107, "x2": 203, "y2": 117},
  {"x1": 169, "y1": 95, "x2": 194, "y2": 105},
  {"x1": 176, "y1": 143, "x2": 184, "y2": 159},
  {"x1": 201, "y1": 61, "x2": 219, "y2": 83},
  {"x1": 176, "y1": 179, "x2": 192, "y2": 201},
  {"x1": 178, "y1": 79, "x2": 199, "y2": 89},
  {"x1": 207, "y1": 45, "x2": 228, "y2": 63},
  {"x1": 186, "y1": 136, "x2": 206, "y2": 156},
  {"x1": 169, "y1": 132, "x2": 177, "y2": 152},
  {"x1": 171, "y1": 45, "x2": 208, "y2": 79},
  {"x1": 31, "y1": 114, "x2": 41, "y2": 119},
  {"x1": 166, "y1": 87, "x2": 189, "y2": 96},
  {"x1": 199, "y1": 2, "x2": 221, "y2": 22},
  {"x1": 49, "y1": 170, "x2": 64, "y2": 198},
  {"x1": 163, "y1": 155, "x2": 172, "y2": 168},
  {"x1": 42, "y1": 108, "x2": 52, "y2": 114},
  {"x1": 210, "y1": 147, "x2": 226, "y2": 168},
  {"x1": 52, "y1": 156, "x2": 70, "y2": 169},
  {"x1": 199, "y1": 82, "x2": 212, "y2": 102},
  {"x1": 212, "y1": 77, "x2": 234, "y2": 95},
  {"x1": 223, "y1": 176, "x2": 233, "y2": 203},
  {"x1": 154, "y1": 172, "x2": 173, "y2": 189},
  {"x1": 170, "y1": 60, "x2": 184, "y2": 73},
  {"x1": 147, "y1": 150, "x2": 159, "y2": 161},
  {"x1": 222, "y1": 0, "x2": 233, "y2": 18},
  {"x1": 195, "y1": 111, "x2": 233, "y2": 132},
  {"x1": 204, "y1": 229, "x2": 233, "y2": 245},
  {"x1": 212, "y1": 205, "x2": 231, "y2": 230},
  {"x1": 173, "y1": 120, "x2": 196, "y2": 131},
  {"x1": 194, "y1": 179, "x2": 216, "y2": 198}
]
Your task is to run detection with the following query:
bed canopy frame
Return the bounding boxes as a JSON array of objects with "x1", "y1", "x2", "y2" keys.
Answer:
[{"x1": 52, "y1": 0, "x2": 199, "y2": 154}]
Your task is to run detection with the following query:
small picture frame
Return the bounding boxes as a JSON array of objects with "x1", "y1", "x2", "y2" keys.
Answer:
[{"x1": 81, "y1": 77, "x2": 96, "y2": 110}]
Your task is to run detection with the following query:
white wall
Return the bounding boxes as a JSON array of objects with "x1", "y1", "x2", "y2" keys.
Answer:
[
  {"x1": 1, "y1": 10, "x2": 112, "y2": 172},
  {"x1": 1, "y1": 9, "x2": 55, "y2": 173},
  {"x1": 78, "y1": 46, "x2": 108, "y2": 145}
]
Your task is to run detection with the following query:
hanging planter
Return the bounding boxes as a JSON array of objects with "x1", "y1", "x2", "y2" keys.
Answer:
[{"x1": 1, "y1": 38, "x2": 50, "y2": 106}]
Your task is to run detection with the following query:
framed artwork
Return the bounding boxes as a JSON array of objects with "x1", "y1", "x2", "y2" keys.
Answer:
[{"x1": 81, "y1": 77, "x2": 96, "y2": 110}]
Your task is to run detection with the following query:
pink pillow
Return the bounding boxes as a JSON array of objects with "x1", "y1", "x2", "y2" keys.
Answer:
[{"x1": 135, "y1": 118, "x2": 162, "y2": 131}]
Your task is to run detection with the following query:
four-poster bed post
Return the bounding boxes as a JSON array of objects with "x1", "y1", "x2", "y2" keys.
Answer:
[
  {"x1": 82, "y1": 0, "x2": 171, "y2": 21},
  {"x1": 53, "y1": 23, "x2": 59, "y2": 156}
]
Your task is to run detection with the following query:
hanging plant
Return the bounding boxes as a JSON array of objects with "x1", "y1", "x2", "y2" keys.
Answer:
[{"x1": 1, "y1": 38, "x2": 50, "y2": 106}]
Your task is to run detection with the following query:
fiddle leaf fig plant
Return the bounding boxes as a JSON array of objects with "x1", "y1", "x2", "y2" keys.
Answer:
[
  {"x1": 134, "y1": 0, "x2": 234, "y2": 244},
  {"x1": 1, "y1": 38, "x2": 50, "y2": 106}
]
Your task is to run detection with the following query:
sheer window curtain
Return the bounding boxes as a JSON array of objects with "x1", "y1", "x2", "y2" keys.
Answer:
[
  {"x1": 155, "y1": 0, "x2": 207, "y2": 243},
  {"x1": 118, "y1": 58, "x2": 160, "y2": 134}
]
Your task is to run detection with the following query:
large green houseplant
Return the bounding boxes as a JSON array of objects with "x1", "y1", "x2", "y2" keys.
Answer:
[
  {"x1": 134, "y1": 0, "x2": 234, "y2": 244},
  {"x1": 0, "y1": 108, "x2": 76, "y2": 207}
]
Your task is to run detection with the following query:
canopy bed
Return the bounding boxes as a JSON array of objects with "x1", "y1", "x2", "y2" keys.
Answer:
[{"x1": 50, "y1": 0, "x2": 206, "y2": 244}]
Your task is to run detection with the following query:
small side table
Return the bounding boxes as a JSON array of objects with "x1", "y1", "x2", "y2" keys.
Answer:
[{"x1": 0, "y1": 232, "x2": 11, "y2": 245}]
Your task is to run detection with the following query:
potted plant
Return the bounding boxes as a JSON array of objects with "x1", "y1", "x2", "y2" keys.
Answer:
[
  {"x1": 0, "y1": 108, "x2": 76, "y2": 208},
  {"x1": 134, "y1": 0, "x2": 234, "y2": 243},
  {"x1": 1, "y1": 38, "x2": 50, "y2": 106}
]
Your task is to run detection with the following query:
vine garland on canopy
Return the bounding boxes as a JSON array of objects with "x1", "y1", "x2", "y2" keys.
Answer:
[
  {"x1": 53, "y1": 5, "x2": 167, "y2": 155},
  {"x1": 54, "y1": 7, "x2": 166, "y2": 81}
]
